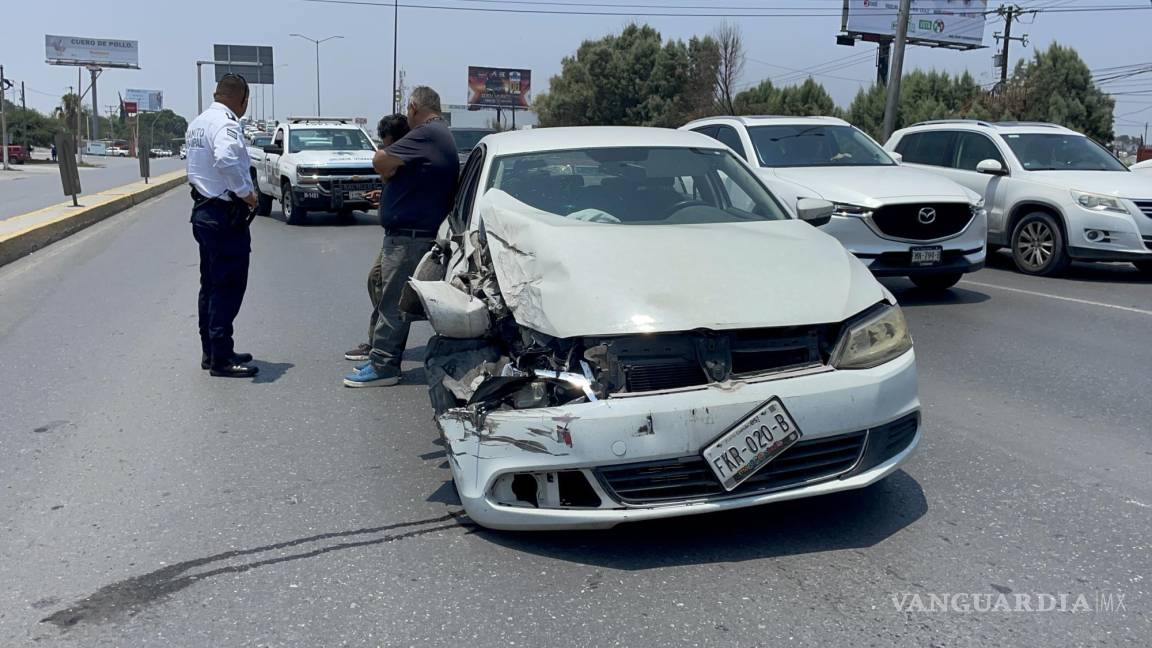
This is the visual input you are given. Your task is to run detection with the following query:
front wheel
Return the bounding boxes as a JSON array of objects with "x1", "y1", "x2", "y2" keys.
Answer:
[
  {"x1": 909, "y1": 272, "x2": 963, "y2": 291},
  {"x1": 282, "y1": 181, "x2": 306, "y2": 225},
  {"x1": 1011, "y1": 212, "x2": 1069, "y2": 276}
]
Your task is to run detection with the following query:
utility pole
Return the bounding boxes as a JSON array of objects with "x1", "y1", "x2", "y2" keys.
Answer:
[
  {"x1": 20, "y1": 81, "x2": 26, "y2": 109},
  {"x1": 994, "y1": 5, "x2": 1033, "y2": 86},
  {"x1": 1, "y1": 65, "x2": 10, "y2": 170},
  {"x1": 392, "y1": 0, "x2": 399, "y2": 114},
  {"x1": 882, "y1": 0, "x2": 912, "y2": 142},
  {"x1": 89, "y1": 67, "x2": 101, "y2": 140},
  {"x1": 289, "y1": 34, "x2": 343, "y2": 115}
]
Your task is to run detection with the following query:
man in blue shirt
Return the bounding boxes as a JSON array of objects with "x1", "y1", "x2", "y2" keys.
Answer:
[{"x1": 344, "y1": 87, "x2": 458, "y2": 387}]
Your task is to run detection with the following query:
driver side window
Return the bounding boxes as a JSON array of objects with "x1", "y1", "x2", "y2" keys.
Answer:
[{"x1": 451, "y1": 147, "x2": 485, "y2": 233}]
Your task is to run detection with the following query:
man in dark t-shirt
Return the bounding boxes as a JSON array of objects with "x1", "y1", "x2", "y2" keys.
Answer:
[{"x1": 343, "y1": 87, "x2": 459, "y2": 387}]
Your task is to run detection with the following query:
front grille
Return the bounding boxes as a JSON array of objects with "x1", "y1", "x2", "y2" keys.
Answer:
[
  {"x1": 625, "y1": 361, "x2": 707, "y2": 392},
  {"x1": 870, "y1": 203, "x2": 973, "y2": 240},
  {"x1": 1133, "y1": 200, "x2": 1152, "y2": 219},
  {"x1": 595, "y1": 413, "x2": 919, "y2": 505},
  {"x1": 299, "y1": 167, "x2": 376, "y2": 177},
  {"x1": 597, "y1": 430, "x2": 867, "y2": 504},
  {"x1": 609, "y1": 327, "x2": 832, "y2": 393}
]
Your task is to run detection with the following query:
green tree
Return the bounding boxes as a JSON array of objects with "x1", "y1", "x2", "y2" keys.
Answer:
[
  {"x1": 1003, "y1": 43, "x2": 1114, "y2": 142},
  {"x1": 2, "y1": 100, "x2": 62, "y2": 147},
  {"x1": 733, "y1": 78, "x2": 839, "y2": 117},
  {"x1": 534, "y1": 24, "x2": 721, "y2": 127}
]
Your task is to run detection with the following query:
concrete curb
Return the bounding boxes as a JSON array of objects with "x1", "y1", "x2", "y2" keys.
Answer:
[{"x1": 0, "y1": 170, "x2": 187, "y2": 268}]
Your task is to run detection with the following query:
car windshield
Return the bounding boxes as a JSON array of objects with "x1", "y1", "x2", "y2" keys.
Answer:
[
  {"x1": 748, "y1": 124, "x2": 895, "y2": 168},
  {"x1": 1003, "y1": 133, "x2": 1128, "y2": 171},
  {"x1": 287, "y1": 128, "x2": 374, "y2": 153},
  {"x1": 487, "y1": 146, "x2": 789, "y2": 225},
  {"x1": 252, "y1": 135, "x2": 272, "y2": 147},
  {"x1": 452, "y1": 129, "x2": 494, "y2": 153}
]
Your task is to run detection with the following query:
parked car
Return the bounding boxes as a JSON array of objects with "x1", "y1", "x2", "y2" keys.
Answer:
[
  {"x1": 450, "y1": 127, "x2": 496, "y2": 165},
  {"x1": 887, "y1": 121, "x2": 1152, "y2": 275},
  {"x1": 4, "y1": 144, "x2": 29, "y2": 164},
  {"x1": 683, "y1": 116, "x2": 987, "y2": 291},
  {"x1": 252, "y1": 117, "x2": 380, "y2": 224},
  {"x1": 107, "y1": 146, "x2": 129, "y2": 157},
  {"x1": 407, "y1": 127, "x2": 921, "y2": 530}
]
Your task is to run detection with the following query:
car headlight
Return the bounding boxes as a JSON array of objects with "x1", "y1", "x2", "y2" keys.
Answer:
[
  {"x1": 831, "y1": 303, "x2": 913, "y2": 370},
  {"x1": 1071, "y1": 190, "x2": 1129, "y2": 214},
  {"x1": 832, "y1": 202, "x2": 873, "y2": 218}
]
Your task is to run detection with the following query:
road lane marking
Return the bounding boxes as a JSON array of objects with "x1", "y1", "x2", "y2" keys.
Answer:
[{"x1": 960, "y1": 280, "x2": 1152, "y2": 317}]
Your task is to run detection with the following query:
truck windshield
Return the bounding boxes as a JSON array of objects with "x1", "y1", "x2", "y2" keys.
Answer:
[{"x1": 288, "y1": 128, "x2": 374, "y2": 153}]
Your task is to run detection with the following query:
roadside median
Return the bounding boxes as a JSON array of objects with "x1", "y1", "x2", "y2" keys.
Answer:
[{"x1": 0, "y1": 169, "x2": 187, "y2": 268}]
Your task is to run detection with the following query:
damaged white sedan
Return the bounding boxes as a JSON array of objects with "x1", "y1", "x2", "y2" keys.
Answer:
[{"x1": 406, "y1": 127, "x2": 920, "y2": 530}]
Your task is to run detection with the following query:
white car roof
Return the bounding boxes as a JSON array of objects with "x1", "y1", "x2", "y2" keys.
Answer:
[
  {"x1": 684, "y1": 115, "x2": 850, "y2": 128},
  {"x1": 480, "y1": 126, "x2": 727, "y2": 157},
  {"x1": 895, "y1": 120, "x2": 1082, "y2": 137}
]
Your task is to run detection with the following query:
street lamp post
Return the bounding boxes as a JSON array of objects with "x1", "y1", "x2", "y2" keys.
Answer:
[{"x1": 289, "y1": 34, "x2": 343, "y2": 115}]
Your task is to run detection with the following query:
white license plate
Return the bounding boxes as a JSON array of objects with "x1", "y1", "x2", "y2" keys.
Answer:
[
  {"x1": 910, "y1": 246, "x2": 943, "y2": 266},
  {"x1": 702, "y1": 398, "x2": 803, "y2": 491}
]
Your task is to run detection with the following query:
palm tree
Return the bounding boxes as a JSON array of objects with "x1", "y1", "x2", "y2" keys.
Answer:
[{"x1": 53, "y1": 93, "x2": 85, "y2": 141}]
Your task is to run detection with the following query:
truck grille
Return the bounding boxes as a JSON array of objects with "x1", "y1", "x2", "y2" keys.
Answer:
[
  {"x1": 595, "y1": 413, "x2": 918, "y2": 505},
  {"x1": 299, "y1": 167, "x2": 376, "y2": 177},
  {"x1": 870, "y1": 203, "x2": 973, "y2": 241},
  {"x1": 1134, "y1": 200, "x2": 1152, "y2": 219}
]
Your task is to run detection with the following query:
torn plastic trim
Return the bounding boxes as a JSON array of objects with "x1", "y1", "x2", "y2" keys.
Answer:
[{"x1": 409, "y1": 279, "x2": 492, "y2": 339}]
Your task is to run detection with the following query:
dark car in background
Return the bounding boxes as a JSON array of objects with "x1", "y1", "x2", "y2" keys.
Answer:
[{"x1": 450, "y1": 127, "x2": 496, "y2": 165}]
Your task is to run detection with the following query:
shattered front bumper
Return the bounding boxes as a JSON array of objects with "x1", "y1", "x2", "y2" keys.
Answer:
[{"x1": 438, "y1": 350, "x2": 919, "y2": 530}]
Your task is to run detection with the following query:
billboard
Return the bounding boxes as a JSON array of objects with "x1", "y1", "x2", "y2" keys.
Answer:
[
  {"x1": 213, "y1": 45, "x2": 275, "y2": 84},
  {"x1": 845, "y1": 0, "x2": 989, "y2": 49},
  {"x1": 125, "y1": 89, "x2": 163, "y2": 112},
  {"x1": 46, "y1": 35, "x2": 140, "y2": 68},
  {"x1": 467, "y1": 67, "x2": 531, "y2": 110}
]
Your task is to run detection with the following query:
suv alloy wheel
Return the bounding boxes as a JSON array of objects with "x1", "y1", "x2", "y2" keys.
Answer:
[
  {"x1": 1011, "y1": 212, "x2": 1070, "y2": 276},
  {"x1": 282, "y1": 180, "x2": 306, "y2": 225}
]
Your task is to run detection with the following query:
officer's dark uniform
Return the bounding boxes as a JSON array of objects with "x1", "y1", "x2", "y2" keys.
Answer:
[{"x1": 185, "y1": 99, "x2": 256, "y2": 374}]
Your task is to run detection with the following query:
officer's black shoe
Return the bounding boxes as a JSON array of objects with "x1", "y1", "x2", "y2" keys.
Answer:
[
  {"x1": 209, "y1": 363, "x2": 260, "y2": 378},
  {"x1": 202, "y1": 352, "x2": 254, "y2": 370}
]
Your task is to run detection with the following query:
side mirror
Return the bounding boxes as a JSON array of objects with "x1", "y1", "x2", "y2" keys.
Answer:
[
  {"x1": 890, "y1": 151, "x2": 904, "y2": 163},
  {"x1": 263, "y1": 145, "x2": 283, "y2": 155},
  {"x1": 796, "y1": 198, "x2": 834, "y2": 227},
  {"x1": 976, "y1": 159, "x2": 1007, "y2": 175}
]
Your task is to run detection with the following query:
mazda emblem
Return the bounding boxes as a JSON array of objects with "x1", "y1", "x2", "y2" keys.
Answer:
[{"x1": 918, "y1": 207, "x2": 937, "y2": 224}]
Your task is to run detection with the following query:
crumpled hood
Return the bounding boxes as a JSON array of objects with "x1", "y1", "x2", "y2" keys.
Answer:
[
  {"x1": 291, "y1": 150, "x2": 376, "y2": 166},
  {"x1": 477, "y1": 190, "x2": 885, "y2": 338},
  {"x1": 768, "y1": 166, "x2": 976, "y2": 205},
  {"x1": 1024, "y1": 170, "x2": 1152, "y2": 199}
]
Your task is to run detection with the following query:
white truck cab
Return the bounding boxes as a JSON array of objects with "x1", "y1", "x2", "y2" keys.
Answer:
[{"x1": 252, "y1": 117, "x2": 381, "y2": 224}]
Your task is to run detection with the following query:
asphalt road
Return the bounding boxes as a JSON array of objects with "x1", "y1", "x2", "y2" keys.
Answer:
[
  {"x1": 0, "y1": 156, "x2": 184, "y2": 221},
  {"x1": 1, "y1": 191, "x2": 1149, "y2": 647}
]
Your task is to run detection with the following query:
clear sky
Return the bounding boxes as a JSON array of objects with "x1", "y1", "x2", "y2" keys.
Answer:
[{"x1": 4, "y1": 0, "x2": 1150, "y2": 136}]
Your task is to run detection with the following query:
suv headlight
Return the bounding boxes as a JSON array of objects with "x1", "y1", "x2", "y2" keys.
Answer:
[
  {"x1": 832, "y1": 203, "x2": 873, "y2": 218},
  {"x1": 831, "y1": 303, "x2": 913, "y2": 370},
  {"x1": 1071, "y1": 190, "x2": 1129, "y2": 214}
]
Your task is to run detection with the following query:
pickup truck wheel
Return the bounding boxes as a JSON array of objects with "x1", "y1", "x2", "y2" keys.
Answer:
[
  {"x1": 282, "y1": 181, "x2": 306, "y2": 225},
  {"x1": 909, "y1": 272, "x2": 963, "y2": 291},
  {"x1": 1010, "y1": 212, "x2": 1069, "y2": 276},
  {"x1": 336, "y1": 208, "x2": 356, "y2": 222},
  {"x1": 255, "y1": 189, "x2": 273, "y2": 217}
]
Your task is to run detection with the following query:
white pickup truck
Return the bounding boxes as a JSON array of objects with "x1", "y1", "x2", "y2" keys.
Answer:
[{"x1": 251, "y1": 117, "x2": 382, "y2": 225}]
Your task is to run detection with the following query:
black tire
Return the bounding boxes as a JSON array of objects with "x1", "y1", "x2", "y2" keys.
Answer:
[
  {"x1": 282, "y1": 180, "x2": 306, "y2": 225},
  {"x1": 1010, "y1": 212, "x2": 1069, "y2": 276},
  {"x1": 252, "y1": 171, "x2": 273, "y2": 217},
  {"x1": 336, "y1": 208, "x2": 356, "y2": 222},
  {"x1": 909, "y1": 272, "x2": 963, "y2": 291},
  {"x1": 1133, "y1": 261, "x2": 1152, "y2": 275}
]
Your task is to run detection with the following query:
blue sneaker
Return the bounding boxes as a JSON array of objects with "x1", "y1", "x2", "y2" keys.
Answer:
[
  {"x1": 355, "y1": 361, "x2": 371, "y2": 371},
  {"x1": 343, "y1": 363, "x2": 401, "y2": 388}
]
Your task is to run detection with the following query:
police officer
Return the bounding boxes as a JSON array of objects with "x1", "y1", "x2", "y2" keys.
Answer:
[{"x1": 185, "y1": 74, "x2": 259, "y2": 378}]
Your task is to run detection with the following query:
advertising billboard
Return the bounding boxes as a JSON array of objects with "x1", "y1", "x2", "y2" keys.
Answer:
[
  {"x1": 845, "y1": 0, "x2": 989, "y2": 49},
  {"x1": 125, "y1": 89, "x2": 163, "y2": 112},
  {"x1": 46, "y1": 35, "x2": 140, "y2": 68},
  {"x1": 213, "y1": 45, "x2": 275, "y2": 84},
  {"x1": 467, "y1": 67, "x2": 531, "y2": 110}
]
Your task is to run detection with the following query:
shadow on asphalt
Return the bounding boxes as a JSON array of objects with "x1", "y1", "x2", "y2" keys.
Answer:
[
  {"x1": 985, "y1": 249, "x2": 1151, "y2": 284},
  {"x1": 881, "y1": 280, "x2": 991, "y2": 307},
  {"x1": 264, "y1": 208, "x2": 378, "y2": 228},
  {"x1": 477, "y1": 470, "x2": 927, "y2": 569},
  {"x1": 251, "y1": 361, "x2": 294, "y2": 384}
]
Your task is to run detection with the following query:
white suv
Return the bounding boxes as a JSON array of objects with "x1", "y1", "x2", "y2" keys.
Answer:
[
  {"x1": 682, "y1": 116, "x2": 987, "y2": 291},
  {"x1": 887, "y1": 121, "x2": 1152, "y2": 275}
]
